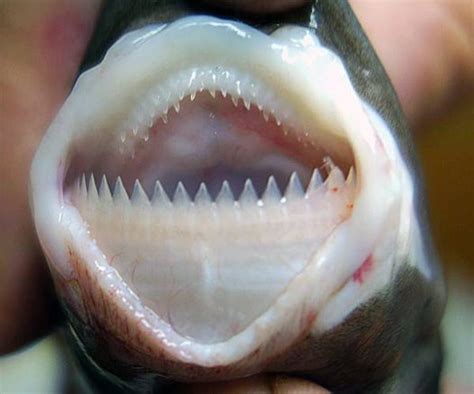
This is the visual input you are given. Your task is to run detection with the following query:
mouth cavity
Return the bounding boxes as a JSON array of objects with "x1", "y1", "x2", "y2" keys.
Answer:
[{"x1": 62, "y1": 65, "x2": 357, "y2": 344}]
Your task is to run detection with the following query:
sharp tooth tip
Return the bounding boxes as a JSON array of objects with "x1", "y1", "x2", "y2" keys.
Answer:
[
  {"x1": 194, "y1": 182, "x2": 212, "y2": 205},
  {"x1": 152, "y1": 181, "x2": 171, "y2": 205},
  {"x1": 307, "y1": 168, "x2": 323, "y2": 193},
  {"x1": 173, "y1": 182, "x2": 191, "y2": 204},
  {"x1": 285, "y1": 172, "x2": 304, "y2": 198},
  {"x1": 216, "y1": 181, "x2": 235, "y2": 205},
  {"x1": 262, "y1": 176, "x2": 282, "y2": 203},
  {"x1": 239, "y1": 179, "x2": 258, "y2": 205}
]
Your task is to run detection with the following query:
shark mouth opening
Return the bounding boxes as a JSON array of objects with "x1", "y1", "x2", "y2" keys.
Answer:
[
  {"x1": 64, "y1": 67, "x2": 357, "y2": 343},
  {"x1": 31, "y1": 16, "x2": 404, "y2": 366}
]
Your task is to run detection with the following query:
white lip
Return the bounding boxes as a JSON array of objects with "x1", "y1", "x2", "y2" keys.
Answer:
[{"x1": 30, "y1": 16, "x2": 410, "y2": 367}]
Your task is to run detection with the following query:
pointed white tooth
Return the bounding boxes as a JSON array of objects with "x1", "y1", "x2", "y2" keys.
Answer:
[
  {"x1": 326, "y1": 166, "x2": 345, "y2": 191},
  {"x1": 263, "y1": 111, "x2": 269, "y2": 122},
  {"x1": 239, "y1": 179, "x2": 258, "y2": 207},
  {"x1": 173, "y1": 102, "x2": 180, "y2": 113},
  {"x1": 120, "y1": 132, "x2": 127, "y2": 143},
  {"x1": 275, "y1": 118, "x2": 282, "y2": 126},
  {"x1": 243, "y1": 98, "x2": 251, "y2": 110},
  {"x1": 346, "y1": 166, "x2": 356, "y2": 187},
  {"x1": 151, "y1": 180, "x2": 171, "y2": 207},
  {"x1": 257, "y1": 103, "x2": 263, "y2": 111},
  {"x1": 209, "y1": 89, "x2": 216, "y2": 98},
  {"x1": 190, "y1": 91, "x2": 196, "y2": 101},
  {"x1": 323, "y1": 156, "x2": 335, "y2": 175},
  {"x1": 216, "y1": 181, "x2": 234, "y2": 207},
  {"x1": 161, "y1": 113, "x2": 168, "y2": 124},
  {"x1": 285, "y1": 172, "x2": 304, "y2": 200},
  {"x1": 131, "y1": 179, "x2": 150, "y2": 206},
  {"x1": 99, "y1": 175, "x2": 113, "y2": 203},
  {"x1": 173, "y1": 182, "x2": 191, "y2": 206},
  {"x1": 231, "y1": 96, "x2": 239, "y2": 107},
  {"x1": 236, "y1": 80, "x2": 241, "y2": 96},
  {"x1": 113, "y1": 177, "x2": 129, "y2": 205},
  {"x1": 306, "y1": 169, "x2": 323, "y2": 194},
  {"x1": 88, "y1": 174, "x2": 99, "y2": 202},
  {"x1": 221, "y1": 89, "x2": 227, "y2": 98},
  {"x1": 194, "y1": 183, "x2": 212, "y2": 207},
  {"x1": 262, "y1": 176, "x2": 281, "y2": 204}
]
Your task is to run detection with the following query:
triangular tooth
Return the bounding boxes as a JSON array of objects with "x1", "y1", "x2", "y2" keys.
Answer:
[
  {"x1": 173, "y1": 182, "x2": 191, "y2": 206},
  {"x1": 346, "y1": 166, "x2": 356, "y2": 187},
  {"x1": 221, "y1": 90, "x2": 227, "y2": 98},
  {"x1": 326, "y1": 166, "x2": 345, "y2": 190},
  {"x1": 209, "y1": 89, "x2": 216, "y2": 98},
  {"x1": 243, "y1": 98, "x2": 251, "y2": 110},
  {"x1": 306, "y1": 169, "x2": 323, "y2": 194},
  {"x1": 113, "y1": 177, "x2": 129, "y2": 205},
  {"x1": 285, "y1": 172, "x2": 304, "y2": 200},
  {"x1": 99, "y1": 175, "x2": 113, "y2": 203},
  {"x1": 263, "y1": 111, "x2": 269, "y2": 122},
  {"x1": 131, "y1": 179, "x2": 150, "y2": 206},
  {"x1": 231, "y1": 96, "x2": 239, "y2": 107},
  {"x1": 262, "y1": 176, "x2": 281, "y2": 204},
  {"x1": 190, "y1": 91, "x2": 196, "y2": 101},
  {"x1": 239, "y1": 179, "x2": 258, "y2": 207},
  {"x1": 236, "y1": 81, "x2": 242, "y2": 96},
  {"x1": 173, "y1": 102, "x2": 180, "y2": 113},
  {"x1": 151, "y1": 180, "x2": 171, "y2": 207},
  {"x1": 216, "y1": 181, "x2": 234, "y2": 207},
  {"x1": 323, "y1": 156, "x2": 335, "y2": 175},
  {"x1": 88, "y1": 174, "x2": 99, "y2": 202},
  {"x1": 194, "y1": 183, "x2": 212, "y2": 207},
  {"x1": 161, "y1": 113, "x2": 168, "y2": 124}
]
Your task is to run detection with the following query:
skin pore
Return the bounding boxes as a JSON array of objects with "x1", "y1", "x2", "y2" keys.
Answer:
[{"x1": 0, "y1": 0, "x2": 472, "y2": 391}]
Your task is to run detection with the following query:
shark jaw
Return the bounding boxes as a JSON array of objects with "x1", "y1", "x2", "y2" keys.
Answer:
[{"x1": 30, "y1": 16, "x2": 416, "y2": 376}]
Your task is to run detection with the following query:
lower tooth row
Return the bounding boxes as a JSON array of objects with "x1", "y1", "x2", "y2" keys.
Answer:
[{"x1": 72, "y1": 165, "x2": 355, "y2": 211}]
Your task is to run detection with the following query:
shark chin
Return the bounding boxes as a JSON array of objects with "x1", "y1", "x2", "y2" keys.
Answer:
[{"x1": 30, "y1": 11, "x2": 443, "y2": 393}]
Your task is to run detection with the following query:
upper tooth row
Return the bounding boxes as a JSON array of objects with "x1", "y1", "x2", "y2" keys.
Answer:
[
  {"x1": 118, "y1": 67, "x2": 303, "y2": 144},
  {"x1": 73, "y1": 165, "x2": 355, "y2": 210}
]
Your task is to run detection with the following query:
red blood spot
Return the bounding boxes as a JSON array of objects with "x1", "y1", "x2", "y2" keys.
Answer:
[
  {"x1": 352, "y1": 254, "x2": 374, "y2": 284},
  {"x1": 332, "y1": 187, "x2": 338, "y2": 192}
]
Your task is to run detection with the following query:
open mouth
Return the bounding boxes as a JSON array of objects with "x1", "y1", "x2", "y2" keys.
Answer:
[
  {"x1": 30, "y1": 16, "x2": 401, "y2": 367},
  {"x1": 65, "y1": 69, "x2": 357, "y2": 343}
]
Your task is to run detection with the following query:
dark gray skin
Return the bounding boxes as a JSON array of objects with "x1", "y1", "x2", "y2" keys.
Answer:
[{"x1": 62, "y1": 1, "x2": 446, "y2": 392}]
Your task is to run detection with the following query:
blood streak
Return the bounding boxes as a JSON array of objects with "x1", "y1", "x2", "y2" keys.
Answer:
[{"x1": 352, "y1": 254, "x2": 374, "y2": 284}]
